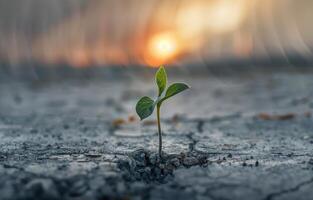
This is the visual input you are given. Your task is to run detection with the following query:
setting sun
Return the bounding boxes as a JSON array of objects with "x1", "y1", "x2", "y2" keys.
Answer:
[{"x1": 145, "y1": 32, "x2": 180, "y2": 67}]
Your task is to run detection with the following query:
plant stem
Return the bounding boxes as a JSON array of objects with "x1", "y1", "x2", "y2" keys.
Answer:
[{"x1": 156, "y1": 104, "x2": 162, "y2": 159}]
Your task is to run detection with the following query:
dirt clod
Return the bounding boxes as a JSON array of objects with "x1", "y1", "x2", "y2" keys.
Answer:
[
  {"x1": 256, "y1": 113, "x2": 295, "y2": 121},
  {"x1": 118, "y1": 149, "x2": 208, "y2": 182}
]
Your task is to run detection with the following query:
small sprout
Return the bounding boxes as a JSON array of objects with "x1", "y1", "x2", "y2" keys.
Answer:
[{"x1": 136, "y1": 65, "x2": 189, "y2": 158}]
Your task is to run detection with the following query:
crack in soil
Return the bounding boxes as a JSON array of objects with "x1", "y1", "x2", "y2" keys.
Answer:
[
  {"x1": 186, "y1": 132, "x2": 198, "y2": 152},
  {"x1": 263, "y1": 178, "x2": 313, "y2": 200}
]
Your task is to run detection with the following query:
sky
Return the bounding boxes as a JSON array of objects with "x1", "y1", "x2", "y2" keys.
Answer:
[{"x1": 0, "y1": 0, "x2": 312, "y2": 67}]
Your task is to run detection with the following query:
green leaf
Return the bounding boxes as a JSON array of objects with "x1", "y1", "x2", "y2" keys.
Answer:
[
  {"x1": 162, "y1": 83, "x2": 189, "y2": 101},
  {"x1": 136, "y1": 96, "x2": 155, "y2": 120},
  {"x1": 155, "y1": 66, "x2": 167, "y2": 96}
]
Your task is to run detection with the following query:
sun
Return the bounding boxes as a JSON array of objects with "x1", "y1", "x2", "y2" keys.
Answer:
[{"x1": 145, "y1": 32, "x2": 180, "y2": 67}]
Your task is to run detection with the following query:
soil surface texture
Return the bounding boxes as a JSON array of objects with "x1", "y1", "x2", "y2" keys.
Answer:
[{"x1": 0, "y1": 68, "x2": 313, "y2": 200}]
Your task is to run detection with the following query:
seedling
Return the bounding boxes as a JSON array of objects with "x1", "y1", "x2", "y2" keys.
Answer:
[{"x1": 136, "y1": 66, "x2": 189, "y2": 158}]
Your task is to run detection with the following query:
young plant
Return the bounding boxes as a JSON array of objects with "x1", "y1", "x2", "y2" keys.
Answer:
[{"x1": 135, "y1": 66, "x2": 189, "y2": 158}]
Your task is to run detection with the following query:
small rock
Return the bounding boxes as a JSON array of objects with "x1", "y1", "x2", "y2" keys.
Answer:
[
  {"x1": 183, "y1": 157, "x2": 199, "y2": 167},
  {"x1": 178, "y1": 152, "x2": 186, "y2": 160},
  {"x1": 197, "y1": 155, "x2": 208, "y2": 165},
  {"x1": 169, "y1": 158, "x2": 181, "y2": 167},
  {"x1": 144, "y1": 167, "x2": 151, "y2": 173},
  {"x1": 242, "y1": 162, "x2": 247, "y2": 167},
  {"x1": 137, "y1": 168, "x2": 145, "y2": 174},
  {"x1": 132, "y1": 149, "x2": 146, "y2": 162},
  {"x1": 117, "y1": 157, "x2": 135, "y2": 172},
  {"x1": 149, "y1": 153, "x2": 160, "y2": 165},
  {"x1": 159, "y1": 164, "x2": 165, "y2": 169},
  {"x1": 227, "y1": 153, "x2": 233, "y2": 158}
]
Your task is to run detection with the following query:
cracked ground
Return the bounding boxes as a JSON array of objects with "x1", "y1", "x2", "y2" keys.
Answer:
[{"x1": 0, "y1": 68, "x2": 313, "y2": 200}]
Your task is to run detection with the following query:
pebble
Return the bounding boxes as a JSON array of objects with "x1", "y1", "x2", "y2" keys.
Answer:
[
  {"x1": 183, "y1": 157, "x2": 199, "y2": 167},
  {"x1": 144, "y1": 167, "x2": 151, "y2": 173},
  {"x1": 170, "y1": 158, "x2": 181, "y2": 167},
  {"x1": 159, "y1": 164, "x2": 165, "y2": 169},
  {"x1": 149, "y1": 153, "x2": 160, "y2": 165}
]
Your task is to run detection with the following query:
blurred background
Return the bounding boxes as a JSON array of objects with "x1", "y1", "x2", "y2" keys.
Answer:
[{"x1": 0, "y1": 0, "x2": 313, "y2": 71}]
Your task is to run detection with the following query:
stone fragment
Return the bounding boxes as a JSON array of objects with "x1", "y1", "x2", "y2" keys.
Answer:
[{"x1": 183, "y1": 157, "x2": 199, "y2": 167}]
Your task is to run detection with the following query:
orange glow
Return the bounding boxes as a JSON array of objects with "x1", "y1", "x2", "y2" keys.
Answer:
[
  {"x1": 176, "y1": 0, "x2": 247, "y2": 36},
  {"x1": 144, "y1": 32, "x2": 180, "y2": 67},
  {"x1": 69, "y1": 49, "x2": 90, "y2": 67},
  {"x1": 29, "y1": 0, "x2": 254, "y2": 67},
  {"x1": 207, "y1": 0, "x2": 247, "y2": 33}
]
